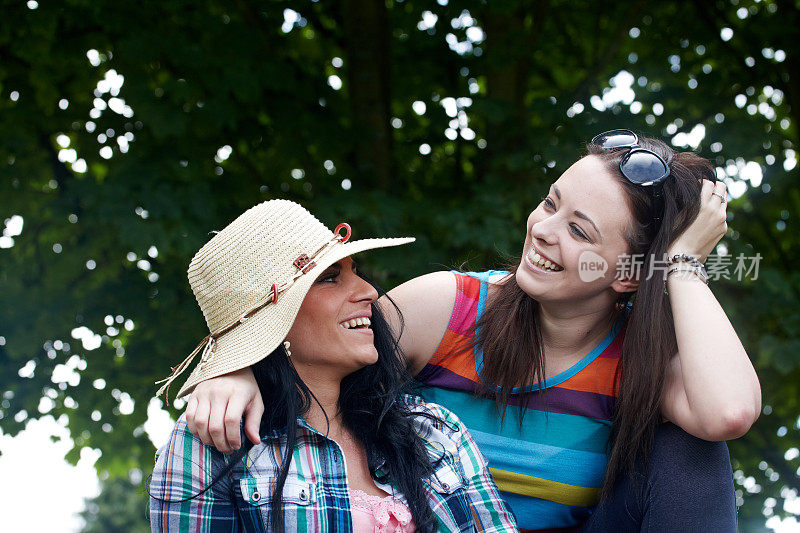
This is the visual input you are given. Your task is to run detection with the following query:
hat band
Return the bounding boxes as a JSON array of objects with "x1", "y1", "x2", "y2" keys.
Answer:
[{"x1": 155, "y1": 223, "x2": 352, "y2": 400}]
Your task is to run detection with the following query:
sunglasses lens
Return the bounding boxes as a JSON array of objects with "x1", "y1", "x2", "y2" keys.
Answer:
[
  {"x1": 621, "y1": 151, "x2": 669, "y2": 185},
  {"x1": 593, "y1": 130, "x2": 637, "y2": 149}
]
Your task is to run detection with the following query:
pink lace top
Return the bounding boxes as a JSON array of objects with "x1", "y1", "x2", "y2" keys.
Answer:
[{"x1": 349, "y1": 489, "x2": 415, "y2": 533}]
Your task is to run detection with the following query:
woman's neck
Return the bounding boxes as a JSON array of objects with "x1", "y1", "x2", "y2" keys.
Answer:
[
  {"x1": 296, "y1": 374, "x2": 345, "y2": 435},
  {"x1": 537, "y1": 297, "x2": 619, "y2": 360}
]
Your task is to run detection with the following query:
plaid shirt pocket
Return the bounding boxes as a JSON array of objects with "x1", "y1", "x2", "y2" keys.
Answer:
[{"x1": 239, "y1": 476, "x2": 317, "y2": 507}]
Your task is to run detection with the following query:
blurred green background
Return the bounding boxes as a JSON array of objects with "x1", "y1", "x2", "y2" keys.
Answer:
[{"x1": 1, "y1": 0, "x2": 798, "y2": 530}]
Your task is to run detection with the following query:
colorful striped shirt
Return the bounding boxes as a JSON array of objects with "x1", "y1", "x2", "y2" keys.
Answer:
[
  {"x1": 149, "y1": 395, "x2": 518, "y2": 532},
  {"x1": 415, "y1": 271, "x2": 626, "y2": 532}
]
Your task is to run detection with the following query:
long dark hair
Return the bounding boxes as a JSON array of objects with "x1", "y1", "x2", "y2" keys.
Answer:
[
  {"x1": 150, "y1": 277, "x2": 439, "y2": 532},
  {"x1": 475, "y1": 134, "x2": 712, "y2": 499}
]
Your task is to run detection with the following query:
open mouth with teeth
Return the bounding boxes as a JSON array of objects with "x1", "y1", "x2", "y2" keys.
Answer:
[
  {"x1": 526, "y1": 246, "x2": 564, "y2": 272},
  {"x1": 339, "y1": 317, "x2": 372, "y2": 329}
]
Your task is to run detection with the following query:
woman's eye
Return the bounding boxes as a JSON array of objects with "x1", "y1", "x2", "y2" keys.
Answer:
[
  {"x1": 541, "y1": 196, "x2": 555, "y2": 209},
  {"x1": 570, "y1": 225, "x2": 589, "y2": 241},
  {"x1": 317, "y1": 273, "x2": 338, "y2": 283}
]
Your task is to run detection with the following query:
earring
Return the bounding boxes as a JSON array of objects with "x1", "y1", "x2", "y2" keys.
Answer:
[{"x1": 283, "y1": 341, "x2": 291, "y2": 358}]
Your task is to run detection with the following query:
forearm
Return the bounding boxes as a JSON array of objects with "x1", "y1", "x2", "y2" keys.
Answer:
[{"x1": 666, "y1": 276, "x2": 761, "y2": 438}]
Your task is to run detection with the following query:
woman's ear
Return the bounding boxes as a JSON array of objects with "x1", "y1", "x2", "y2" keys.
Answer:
[{"x1": 611, "y1": 275, "x2": 640, "y2": 294}]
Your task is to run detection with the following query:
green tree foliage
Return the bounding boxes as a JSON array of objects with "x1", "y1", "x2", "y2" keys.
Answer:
[
  {"x1": 79, "y1": 476, "x2": 149, "y2": 533},
  {"x1": 1, "y1": 0, "x2": 798, "y2": 525}
]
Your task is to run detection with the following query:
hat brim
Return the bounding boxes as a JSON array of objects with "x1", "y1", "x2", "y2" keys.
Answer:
[{"x1": 175, "y1": 236, "x2": 414, "y2": 399}]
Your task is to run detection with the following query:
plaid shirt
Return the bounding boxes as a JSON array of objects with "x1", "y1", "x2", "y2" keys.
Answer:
[{"x1": 149, "y1": 395, "x2": 518, "y2": 532}]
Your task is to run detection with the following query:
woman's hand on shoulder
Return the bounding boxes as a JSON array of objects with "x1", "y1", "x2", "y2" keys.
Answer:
[
  {"x1": 383, "y1": 271, "x2": 457, "y2": 375},
  {"x1": 185, "y1": 367, "x2": 263, "y2": 454}
]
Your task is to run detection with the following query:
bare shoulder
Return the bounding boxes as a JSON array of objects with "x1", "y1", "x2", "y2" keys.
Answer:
[
  {"x1": 384, "y1": 271, "x2": 457, "y2": 374},
  {"x1": 387, "y1": 270, "x2": 457, "y2": 309}
]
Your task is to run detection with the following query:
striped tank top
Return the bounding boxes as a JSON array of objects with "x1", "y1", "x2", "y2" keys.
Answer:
[{"x1": 415, "y1": 271, "x2": 626, "y2": 532}]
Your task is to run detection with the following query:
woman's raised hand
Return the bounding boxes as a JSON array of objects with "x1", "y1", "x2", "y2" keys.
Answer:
[
  {"x1": 667, "y1": 178, "x2": 729, "y2": 262},
  {"x1": 185, "y1": 367, "x2": 263, "y2": 454}
]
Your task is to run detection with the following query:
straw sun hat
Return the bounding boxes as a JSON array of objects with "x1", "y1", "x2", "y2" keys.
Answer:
[{"x1": 155, "y1": 199, "x2": 414, "y2": 400}]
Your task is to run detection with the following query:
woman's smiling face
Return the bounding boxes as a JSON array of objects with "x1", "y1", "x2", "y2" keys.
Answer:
[
  {"x1": 285, "y1": 257, "x2": 380, "y2": 380},
  {"x1": 516, "y1": 155, "x2": 638, "y2": 303}
]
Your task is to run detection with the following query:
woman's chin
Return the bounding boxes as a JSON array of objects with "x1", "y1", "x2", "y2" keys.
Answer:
[
  {"x1": 363, "y1": 350, "x2": 380, "y2": 367},
  {"x1": 348, "y1": 349, "x2": 380, "y2": 372},
  {"x1": 515, "y1": 268, "x2": 549, "y2": 299}
]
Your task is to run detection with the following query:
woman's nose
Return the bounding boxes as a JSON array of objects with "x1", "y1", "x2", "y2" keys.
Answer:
[
  {"x1": 351, "y1": 273, "x2": 379, "y2": 303},
  {"x1": 530, "y1": 217, "x2": 558, "y2": 246}
]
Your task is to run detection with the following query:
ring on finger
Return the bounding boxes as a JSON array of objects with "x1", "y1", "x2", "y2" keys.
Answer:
[{"x1": 711, "y1": 191, "x2": 726, "y2": 202}]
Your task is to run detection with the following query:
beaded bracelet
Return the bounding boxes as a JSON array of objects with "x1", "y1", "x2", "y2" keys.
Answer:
[
  {"x1": 664, "y1": 265, "x2": 709, "y2": 294},
  {"x1": 668, "y1": 253, "x2": 704, "y2": 269}
]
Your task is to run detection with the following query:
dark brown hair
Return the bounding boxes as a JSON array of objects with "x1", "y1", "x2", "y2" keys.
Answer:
[{"x1": 474, "y1": 134, "x2": 714, "y2": 498}]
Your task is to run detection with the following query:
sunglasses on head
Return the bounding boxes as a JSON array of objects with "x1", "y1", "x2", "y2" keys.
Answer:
[{"x1": 590, "y1": 129, "x2": 671, "y2": 225}]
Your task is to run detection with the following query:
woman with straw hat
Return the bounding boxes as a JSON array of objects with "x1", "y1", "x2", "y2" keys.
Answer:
[
  {"x1": 184, "y1": 131, "x2": 759, "y2": 531},
  {"x1": 148, "y1": 200, "x2": 517, "y2": 532}
]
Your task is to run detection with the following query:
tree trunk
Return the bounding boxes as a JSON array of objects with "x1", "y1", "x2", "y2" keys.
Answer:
[
  {"x1": 341, "y1": 0, "x2": 394, "y2": 191},
  {"x1": 482, "y1": 1, "x2": 537, "y2": 185}
]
